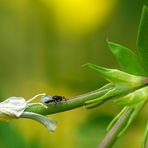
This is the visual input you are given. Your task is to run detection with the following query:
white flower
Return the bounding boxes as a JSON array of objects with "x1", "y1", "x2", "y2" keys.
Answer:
[{"x1": 0, "y1": 94, "x2": 57, "y2": 132}]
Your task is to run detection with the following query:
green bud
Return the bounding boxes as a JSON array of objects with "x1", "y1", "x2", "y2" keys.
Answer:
[
  {"x1": 84, "y1": 63, "x2": 148, "y2": 108},
  {"x1": 85, "y1": 63, "x2": 147, "y2": 87},
  {"x1": 114, "y1": 86, "x2": 148, "y2": 106}
]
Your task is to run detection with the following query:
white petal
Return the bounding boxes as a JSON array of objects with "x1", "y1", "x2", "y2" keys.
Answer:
[
  {"x1": 0, "y1": 97, "x2": 27, "y2": 119},
  {"x1": 21, "y1": 112, "x2": 57, "y2": 132}
]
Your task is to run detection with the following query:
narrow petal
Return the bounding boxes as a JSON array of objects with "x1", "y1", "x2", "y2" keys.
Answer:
[{"x1": 21, "y1": 112, "x2": 57, "y2": 132}]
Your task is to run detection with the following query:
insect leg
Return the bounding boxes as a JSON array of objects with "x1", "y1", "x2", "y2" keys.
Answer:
[{"x1": 63, "y1": 96, "x2": 67, "y2": 101}]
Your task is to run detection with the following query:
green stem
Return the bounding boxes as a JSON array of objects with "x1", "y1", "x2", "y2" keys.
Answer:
[
  {"x1": 25, "y1": 88, "x2": 109, "y2": 115},
  {"x1": 141, "y1": 120, "x2": 148, "y2": 148},
  {"x1": 25, "y1": 83, "x2": 147, "y2": 115},
  {"x1": 25, "y1": 84, "x2": 147, "y2": 148},
  {"x1": 99, "y1": 108, "x2": 133, "y2": 148},
  {"x1": 99, "y1": 101, "x2": 146, "y2": 148}
]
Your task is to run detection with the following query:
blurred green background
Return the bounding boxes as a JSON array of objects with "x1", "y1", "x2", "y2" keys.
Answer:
[{"x1": 0, "y1": 0, "x2": 148, "y2": 148}]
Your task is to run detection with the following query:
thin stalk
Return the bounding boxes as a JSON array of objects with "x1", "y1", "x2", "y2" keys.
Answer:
[
  {"x1": 141, "y1": 120, "x2": 148, "y2": 148},
  {"x1": 99, "y1": 101, "x2": 146, "y2": 148},
  {"x1": 99, "y1": 107, "x2": 133, "y2": 148},
  {"x1": 25, "y1": 88, "x2": 110, "y2": 115}
]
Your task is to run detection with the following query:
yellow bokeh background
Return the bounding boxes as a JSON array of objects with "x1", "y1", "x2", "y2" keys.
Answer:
[{"x1": 0, "y1": 0, "x2": 146, "y2": 148}]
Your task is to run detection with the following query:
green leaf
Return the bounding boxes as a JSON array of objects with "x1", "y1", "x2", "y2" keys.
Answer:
[
  {"x1": 85, "y1": 63, "x2": 146, "y2": 86},
  {"x1": 84, "y1": 83, "x2": 114, "y2": 109},
  {"x1": 84, "y1": 87, "x2": 118, "y2": 108},
  {"x1": 137, "y1": 6, "x2": 148, "y2": 74},
  {"x1": 108, "y1": 41, "x2": 147, "y2": 76}
]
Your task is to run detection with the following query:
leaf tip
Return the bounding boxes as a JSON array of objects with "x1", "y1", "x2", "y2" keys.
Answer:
[{"x1": 82, "y1": 63, "x2": 92, "y2": 68}]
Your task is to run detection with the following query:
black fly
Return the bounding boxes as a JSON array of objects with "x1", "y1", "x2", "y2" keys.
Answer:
[{"x1": 41, "y1": 95, "x2": 66, "y2": 104}]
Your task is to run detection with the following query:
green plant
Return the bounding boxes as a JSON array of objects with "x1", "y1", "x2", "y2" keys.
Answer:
[{"x1": 0, "y1": 5, "x2": 148, "y2": 148}]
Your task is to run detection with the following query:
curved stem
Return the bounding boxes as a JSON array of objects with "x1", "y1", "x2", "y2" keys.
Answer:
[
  {"x1": 25, "y1": 88, "x2": 110, "y2": 115},
  {"x1": 25, "y1": 84, "x2": 147, "y2": 116}
]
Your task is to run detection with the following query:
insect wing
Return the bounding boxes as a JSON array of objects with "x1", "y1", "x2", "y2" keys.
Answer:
[{"x1": 41, "y1": 96, "x2": 53, "y2": 103}]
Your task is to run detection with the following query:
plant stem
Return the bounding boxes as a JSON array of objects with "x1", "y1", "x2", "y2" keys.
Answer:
[
  {"x1": 26, "y1": 83, "x2": 147, "y2": 116},
  {"x1": 99, "y1": 101, "x2": 146, "y2": 148},
  {"x1": 141, "y1": 120, "x2": 148, "y2": 148},
  {"x1": 99, "y1": 108, "x2": 133, "y2": 148},
  {"x1": 25, "y1": 85, "x2": 147, "y2": 148},
  {"x1": 25, "y1": 88, "x2": 110, "y2": 115}
]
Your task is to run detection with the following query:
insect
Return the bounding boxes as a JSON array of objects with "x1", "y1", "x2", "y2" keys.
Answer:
[{"x1": 41, "y1": 95, "x2": 66, "y2": 104}]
